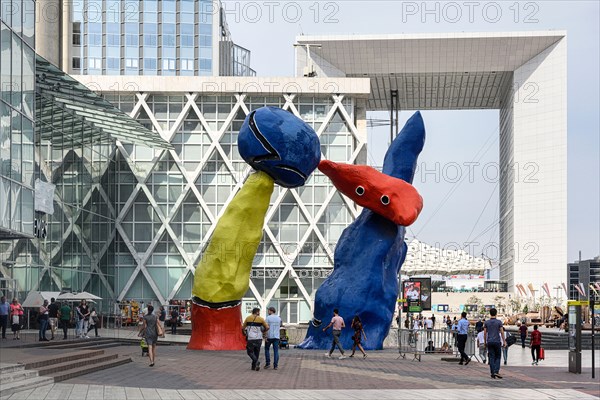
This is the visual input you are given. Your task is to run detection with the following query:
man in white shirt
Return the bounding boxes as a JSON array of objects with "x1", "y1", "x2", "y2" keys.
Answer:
[
  {"x1": 264, "y1": 307, "x2": 283, "y2": 370},
  {"x1": 476, "y1": 329, "x2": 487, "y2": 363},
  {"x1": 425, "y1": 317, "x2": 433, "y2": 339}
]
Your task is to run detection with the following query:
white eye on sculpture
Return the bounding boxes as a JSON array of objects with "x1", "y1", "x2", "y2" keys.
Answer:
[
  {"x1": 355, "y1": 186, "x2": 365, "y2": 196},
  {"x1": 381, "y1": 195, "x2": 390, "y2": 205}
]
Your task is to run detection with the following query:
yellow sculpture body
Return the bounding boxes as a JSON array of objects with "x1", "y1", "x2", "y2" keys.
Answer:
[{"x1": 192, "y1": 171, "x2": 274, "y2": 303}]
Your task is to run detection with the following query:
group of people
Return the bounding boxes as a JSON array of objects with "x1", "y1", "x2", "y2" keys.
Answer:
[
  {"x1": 0, "y1": 296, "x2": 24, "y2": 340},
  {"x1": 0, "y1": 296, "x2": 102, "y2": 341},
  {"x1": 468, "y1": 308, "x2": 544, "y2": 379},
  {"x1": 321, "y1": 309, "x2": 367, "y2": 360},
  {"x1": 242, "y1": 306, "x2": 283, "y2": 371}
]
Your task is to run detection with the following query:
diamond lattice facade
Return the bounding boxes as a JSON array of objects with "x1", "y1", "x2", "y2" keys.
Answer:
[{"x1": 74, "y1": 76, "x2": 370, "y2": 322}]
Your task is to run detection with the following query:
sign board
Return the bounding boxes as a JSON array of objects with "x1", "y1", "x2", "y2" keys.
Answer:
[
  {"x1": 567, "y1": 300, "x2": 589, "y2": 306},
  {"x1": 410, "y1": 277, "x2": 432, "y2": 311},
  {"x1": 402, "y1": 280, "x2": 421, "y2": 312}
]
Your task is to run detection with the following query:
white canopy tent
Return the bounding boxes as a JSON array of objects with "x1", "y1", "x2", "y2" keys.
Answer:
[{"x1": 21, "y1": 291, "x2": 61, "y2": 308}]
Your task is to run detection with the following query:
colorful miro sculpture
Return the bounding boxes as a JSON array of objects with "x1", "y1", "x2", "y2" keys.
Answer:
[
  {"x1": 188, "y1": 107, "x2": 320, "y2": 350},
  {"x1": 298, "y1": 111, "x2": 426, "y2": 351}
]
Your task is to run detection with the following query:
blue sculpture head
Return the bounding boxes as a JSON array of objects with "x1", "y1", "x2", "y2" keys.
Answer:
[{"x1": 238, "y1": 106, "x2": 321, "y2": 188}]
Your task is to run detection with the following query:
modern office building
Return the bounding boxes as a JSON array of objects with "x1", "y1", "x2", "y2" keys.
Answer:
[
  {"x1": 295, "y1": 32, "x2": 568, "y2": 298},
  {"x1": 36, "y1": 0, "x2": 254, "y2": 77},
  {"x1": 1, "y1": 0, "x2": 168, "y2": 306},
  {"x1": 567, "y1": 257, "x2": 600, "y2": 301}
]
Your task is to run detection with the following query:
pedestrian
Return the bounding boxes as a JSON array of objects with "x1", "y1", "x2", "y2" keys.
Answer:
[
  {"x1": 170, "y1": 307, "x2": 179, "y2": 335},
  {"x1": 484, "y1": 308, "x2": 507, "y2": 379},
  {"x1": 10, "y1": 298, "x2": 23, "y2": 340},
  {"x1": 519, "y1": 322, "x2": 528, "y2": 348},
  {"x1": 77, "y1": 300, "x2": 90, "y2": 338},
  {"x1": 323, "y1": 308, "x2": 346, "y2": 359},
  {"x1": 425, "y1": 316, "x2": 433, "y2": 339},
  {"x1": 501, "y1": 330, "x2": 509, "y2": 365},
  {"x1": 0, "y1": 296, "x2": 9, "y2": 339},
  {"x1": 530, "y1": 324, "x2": 542, "y2": 365},
  {"x1": 446, "y1": 316, "x2": 453, "y2": 330},
  {"x1": 456, "y1": 311, "x2": 470, "y2": 365},
  {"x1": 431, "y1": 314, "x2": 436, "y2": 329},
  {"x1": 58, "y1": 302, "x2": 72, "y2": 340},
  {"x1": 264, "y1": 306, "x2": 282, "y2": 370},
  {"x1": 475, "y1": 317, "x2": 484, "y2": 333},
  {"x1": 242, "y1": 307, "x2": 269, "y2": 371},
  {"x1": 349, "y1": 315, "x2": 367, "y2": 358},
  {"x1": 88, "y1": 308, "x2": 100, "y2": 337},
  {"x1": 38, "y1": 300, "x2": 50, "y2": 341},
  {"x1": 476, "y1": 327, "x2": 487, "y2": 363},
  {"x1": 47, "y1": 298, "x2": 59, "y2": 340},
  {"x1": 141, "y1": 305, "x2": 159, "y2": 367},
  {"x1": 158, "y1": 306, "x2": 166, "y2": 333}
]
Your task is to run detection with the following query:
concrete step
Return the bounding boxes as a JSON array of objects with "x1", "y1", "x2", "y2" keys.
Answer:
[
  {"x1": 41, "y1": 340, "x2": 124, "y2": 351},
  {"x1": 13, "y1": 337, "x2": 117, "y2": 349},
  {"x1": 0, "y1": 375, "x2": 55, "y2": 397},
  {"x1": 0, "y1": 368, "x2": 39, "y2": 385},
  {"x1": 51, "y1": 356, "x2": 132, "y2": 382},
  {"x1": 0, "y1": 364, "x2": 26, "y2": 374},
  {"x1": 23, "y1": 349, "x2": 105, "y2": 370},
  {"x1": 36, "y1": 353, "x2": 119, "y2": 376}
]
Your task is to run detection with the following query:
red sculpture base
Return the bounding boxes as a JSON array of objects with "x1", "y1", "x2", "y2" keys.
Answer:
[{"x1": 187, "y1": 302, "x2": 247, "y2": 351}]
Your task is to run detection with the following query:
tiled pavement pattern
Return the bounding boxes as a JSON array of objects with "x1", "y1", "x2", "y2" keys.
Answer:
[
  {"x1": 0, "y1": 386, "x2": 597, "y2": 400},
  {"x1": 9, "y1": 345, "x2": 597, "y2": 398},
  {"x1": 1, "y1": 337, "x2": 598, "y2": 399}
]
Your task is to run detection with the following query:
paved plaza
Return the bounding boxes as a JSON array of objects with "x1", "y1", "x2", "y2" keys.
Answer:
[{"x1": 1, "y1": 332, "x2": 598, "y2": 400}]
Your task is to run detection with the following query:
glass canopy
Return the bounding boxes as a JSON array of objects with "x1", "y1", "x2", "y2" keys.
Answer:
[{"x1": 35, "y1": 55, "x2": 172, "y2": 150}]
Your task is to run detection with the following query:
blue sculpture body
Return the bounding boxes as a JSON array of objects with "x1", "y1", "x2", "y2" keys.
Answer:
[
  {"x1": 238, "y1": 106, "x2": 321, "y2": 188},
  {"x1": 298, "y1": 111, "x2": 426, "y2": 350}
]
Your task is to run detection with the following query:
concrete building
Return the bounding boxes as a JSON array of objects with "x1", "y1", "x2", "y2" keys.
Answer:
[
  {"x1": 35, "y1": 0, "x2": 254, "y2": 76},
  {"x1": 567, "y1": 257, "x2": 600, "y2": 301},
  {"x1": 295, "y1": 32, "x2": 568, "y2": 297}
]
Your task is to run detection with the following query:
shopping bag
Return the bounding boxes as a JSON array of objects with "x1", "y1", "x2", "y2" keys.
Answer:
[{"x1": 539, "y1": 347, "x2": 545, "y2": 360}]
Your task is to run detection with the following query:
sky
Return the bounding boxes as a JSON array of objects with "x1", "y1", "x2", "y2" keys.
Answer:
[{"x1": 222, "y1": 0, "x2": 600, "y2": 267}]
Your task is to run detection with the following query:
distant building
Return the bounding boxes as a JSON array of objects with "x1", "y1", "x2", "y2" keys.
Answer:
[
  {"x1": 567, "y1": 257, "x2": 600, "y2": 301},
  {"x1": 36, "y1": 0, "x2": 254, "y2": 77}
]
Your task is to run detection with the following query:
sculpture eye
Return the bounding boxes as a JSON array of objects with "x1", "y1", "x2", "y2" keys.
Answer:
[
  {"x1": 355, "y1": 186, "x2": 365, "y2": 196},
  {"x1": 381, "y1": 195, "x2": 390, "y2": 205}
]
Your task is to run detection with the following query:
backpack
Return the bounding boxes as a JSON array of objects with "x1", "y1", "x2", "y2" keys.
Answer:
[{"x1": 506, "y1": 333, "x2": 517, "y2": 347}]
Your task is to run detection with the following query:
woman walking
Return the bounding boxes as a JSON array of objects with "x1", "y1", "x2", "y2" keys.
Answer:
[
  {"x1": 141, "y1": 305, "x2": 159, "y2": 367},
  {"x1": 88, "y1": 308, "x2": 100, "y2": 337},
  {"x1": 349, "y1": 315, "x2": 367, "y2": 358},
  {"x1": 10, "y1": 298, "x2": 23, "y2": 340},
  {"x1": 530, "y1": 324, "x2": 542, "y2": 365}
]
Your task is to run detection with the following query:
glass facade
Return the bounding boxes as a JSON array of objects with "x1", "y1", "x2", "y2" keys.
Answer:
[
  {"x1": 102, "y1": 91, "x2": 363, "y2": 323},
  {"x1": 70, "y1": 0, "x2": 220, "y2": 76},
  {"x1": 1, "y1": 0, "x2": 36, "y2": 240}
]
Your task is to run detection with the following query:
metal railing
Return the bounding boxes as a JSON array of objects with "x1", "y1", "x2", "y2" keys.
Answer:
[{"x1": 397, "y1": 327, "x2": 478, "y2": 362}]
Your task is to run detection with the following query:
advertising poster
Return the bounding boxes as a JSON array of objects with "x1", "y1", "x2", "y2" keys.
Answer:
[
  {"x1": 403, "y1": 281, "x2": 421, "y2": 312},
  {"x1": 410, "y1": 277, "x2": 432, "y2": 311}
]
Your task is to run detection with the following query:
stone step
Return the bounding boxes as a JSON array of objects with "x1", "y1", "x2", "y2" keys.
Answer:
[
  {"x1": 51, "y1": 356, "x2": 132, "y2": 382},
  {"x1": 0, "y1": 375, "x2": 55, "y2": 397},
  {"x1": 41, "y1": 340, "x2": 124, "y2": 351},
  {"x1": 0, "y1": 368, "x2": 39, "y2": 385},
  {"x1": 13, "y1": 337, "x2": 117, "y2": 349},
  {"x1": 23, "y1": 349, "x2": 105, "y2": 370},
  {"x1": 36, "y1": 353, "x2": 119, "y2": 376},
  {"x1": 0, "y1": 364, "x2": 26, "y2": 374}
]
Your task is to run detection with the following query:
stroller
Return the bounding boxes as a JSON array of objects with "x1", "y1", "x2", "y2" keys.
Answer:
[
  {"x1": 140, "y1": 338, "x2": 149, "y2": 356},
  {"x1": 279, "y1": 328, "x2": 290, "y2": 349}
]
